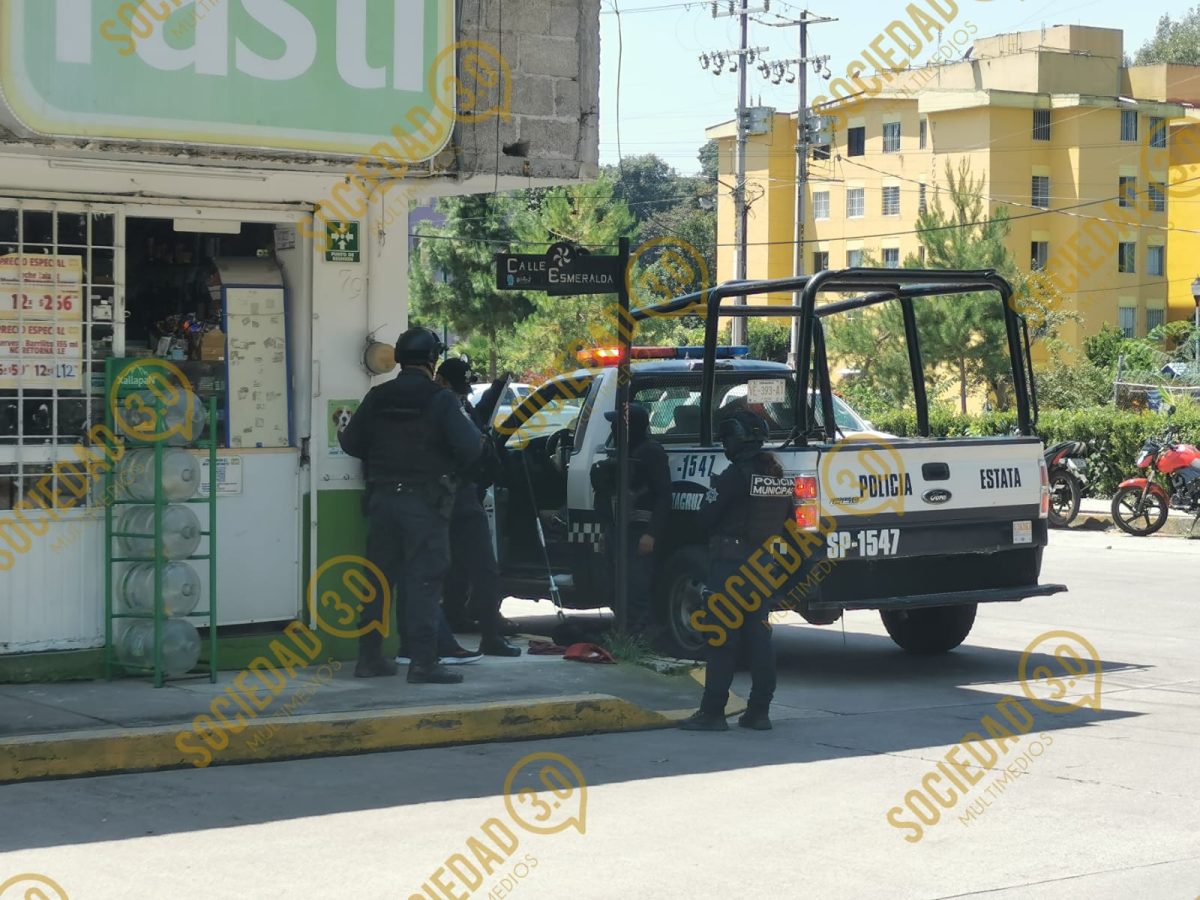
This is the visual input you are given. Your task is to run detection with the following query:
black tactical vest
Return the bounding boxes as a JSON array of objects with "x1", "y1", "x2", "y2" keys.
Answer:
[
  {"x1": 365, "y1": 372, "x2": 450, "y2": 482},
  {"x1": 733, "y1": 456, "x2": 793, "y2": 548}
]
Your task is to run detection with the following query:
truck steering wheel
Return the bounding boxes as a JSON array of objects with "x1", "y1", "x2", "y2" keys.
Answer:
[{"x1": 545, "y1": 428, "x2": 573, "y2": 474}]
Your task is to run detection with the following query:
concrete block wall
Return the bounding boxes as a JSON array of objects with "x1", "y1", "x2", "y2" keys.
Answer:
[{"x1": 454, "y1": 0, "x2": 601, "y2": 182}]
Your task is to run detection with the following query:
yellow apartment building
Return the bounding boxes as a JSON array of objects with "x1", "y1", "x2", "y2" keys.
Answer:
[{"x1": 706, "y1": 25, "x2": 1200, "y2": 354}]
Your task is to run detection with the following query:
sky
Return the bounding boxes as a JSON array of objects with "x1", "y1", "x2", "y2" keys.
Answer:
[{"x1": 597, "y1": 0, "x2": 1194, "y2": 173}]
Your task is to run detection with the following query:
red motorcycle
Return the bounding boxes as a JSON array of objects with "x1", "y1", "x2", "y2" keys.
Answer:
[{"x1": 1111, "y1": 420, "x2": 1200, "y2": 536}]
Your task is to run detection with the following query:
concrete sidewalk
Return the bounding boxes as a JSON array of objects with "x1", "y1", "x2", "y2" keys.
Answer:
[
  {"x1": 0, "y1": 623, "x2": 718, "y2": 784},
  {"x1": 1071, "y1": 497, "x2": 1199, "y2": 536}
]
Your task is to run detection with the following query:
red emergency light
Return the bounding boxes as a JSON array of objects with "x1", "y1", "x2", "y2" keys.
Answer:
[{"x1": 575, "y1": 346, "x2": 749, "y2": 367}]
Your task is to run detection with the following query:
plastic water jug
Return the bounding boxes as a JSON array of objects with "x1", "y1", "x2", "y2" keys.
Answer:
[
  {"x1": 117, "y1": 388, "x2": 208, "y2": 445},
  {"x1": 116, "y1": 618, "x2": 202, "y2": 677},
  {"x1": 120, "y1": 561, "x2": 202, "y2": 617},
  {"x1": 116, "y1": 448, "x2": 201, "y2": 502},
  {"x1": 118, "y1": 505, "x2": 202, "y2": 559}
]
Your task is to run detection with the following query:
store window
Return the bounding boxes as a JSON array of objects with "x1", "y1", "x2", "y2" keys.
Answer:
[{"x1": 1, "y1": 201, "x2": 119, "y2": 511}]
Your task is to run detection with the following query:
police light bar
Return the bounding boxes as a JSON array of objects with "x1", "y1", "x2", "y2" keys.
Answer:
[{"x1": 575, "y1": 346, "x2": 750, "y2": 367}]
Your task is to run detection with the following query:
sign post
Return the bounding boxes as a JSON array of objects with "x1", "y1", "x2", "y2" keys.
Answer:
[{"x1": 495, "y1": 239, "x2": 633, "y2": 633}]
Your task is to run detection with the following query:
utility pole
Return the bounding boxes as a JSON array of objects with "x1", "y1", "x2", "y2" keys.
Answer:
[
  {"x1": 759, "y1": 10, "x2": 835, "y2": 367},
  {"x1": 702, "y1": 1, "x2": 771, "y2": 346}
]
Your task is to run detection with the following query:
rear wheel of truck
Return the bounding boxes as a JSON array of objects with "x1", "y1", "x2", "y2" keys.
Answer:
[
  {"x1": 880, "y1": 604, "x2": 977, "y2": 654},
  {"x1": 653, "y1": 546, "x2": 710, "y2": 660}
]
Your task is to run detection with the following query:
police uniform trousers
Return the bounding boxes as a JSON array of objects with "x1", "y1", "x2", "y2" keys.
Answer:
[
  {"x1": 360, "y1": 487, "x2": 449, "y2": 667},
  {"x1": 607, "y1": 520, "x2": 655, "y2": 633},
  {"x1": 699, "y1": 558, "x2": 777, "y2": 716},
  {"x1": 442, "y1": 486, "x2": 504, "y2": 633}
]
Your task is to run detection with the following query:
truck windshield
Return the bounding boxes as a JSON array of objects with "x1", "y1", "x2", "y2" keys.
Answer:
[{"x1": 632, "y1": 374, "x2": 867, "y2": 443}]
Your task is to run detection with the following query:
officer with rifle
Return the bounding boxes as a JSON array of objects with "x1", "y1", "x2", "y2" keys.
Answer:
[{"x1": 339, "y1": 327, "x2": 483, "y2": 683}]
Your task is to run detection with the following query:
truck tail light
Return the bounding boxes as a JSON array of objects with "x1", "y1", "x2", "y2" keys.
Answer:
[
  {"x1": 794, "y1": 474, "x2": 819, "y2": 530},
  {"x1": 1038, "y1": 457, "x2": 1049, "y2": 519}
]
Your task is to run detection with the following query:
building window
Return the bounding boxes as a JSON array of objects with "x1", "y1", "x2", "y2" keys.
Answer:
[
  {"x1": 918, "y1": 183, "x2": 927, "y2": 214},
  {"x1": 917, "y1": 246, "x2": 926, "y2": 265},
  {"x1": 919, "y1": 118, "x2": 927, "y2": 149},
  {"x1": 883, "y1": 122, "x2": 901, "y2": 153},
  {"x1": 1033, "y1": 109, "x2": 1051, "y2": 141},
  {"x1": 1031, "y1": 241, "x2": 1048, "y2": 271},
  {"x1": 1120, "y1": 109, "x2": 1138, "y2": 143},
  {"x1": 1148, "y1": 181, "x2": 1166, "y2": 212},
  {"x1": 883, "y1": 248, "x2": 900, "y2": 268},
  {"x1": 812, "y1": 144, "x2": 831, "y2": 160},
  {"x1": 882, "y1": 186, "x2": 901, "y2": 216},
  {"x1": 1146, "y1": 307, "x2": 1165, "y2": 333},
  {"x1": 1119, "y1": 176, "x2": 1137, "y2": 208},
  {"x1": 847, "y1": 126, "x2": 865, "y2": 157},
  {"x1": 1118, "y1": 241, "x2": 1137, "y2": 273},
  {"x1": 1149, "y1": 116, "x2": 1167, "y2": 149},
  {"x1": 812, "y1": 191, "x2": 830, "y2": 220},
  {"x1": 812, "y1": 251, "x2": 829, "y2": 271},
  {"x1": 847, "y1": 187, "x2": 865, "y2": 218},
  {"x1": 847, "y1": 249, "x2": 864, "y2": 267},
  {"x1": 1147, "y1": 245, "x2": 1165, "y2": 277},
  {"x1": 1032, "y1": 175, "x2": 1050, "y2": 209},
  {"x1": 1119, "y1": 306, "x2": 1137, "y2": 338}
]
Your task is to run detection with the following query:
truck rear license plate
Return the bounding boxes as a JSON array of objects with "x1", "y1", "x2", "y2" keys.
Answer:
[
  {"x1": 827, "y1": 528, "x2": 900, "y2": 559},
  {"x1": 1013, "y1": 520, "x2": 1032, "y2": 544}
]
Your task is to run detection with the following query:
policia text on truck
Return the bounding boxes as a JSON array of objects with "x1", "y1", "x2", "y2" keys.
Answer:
[{"x1": 482, "y1": 268, "x2": 1065, "y2": 660}]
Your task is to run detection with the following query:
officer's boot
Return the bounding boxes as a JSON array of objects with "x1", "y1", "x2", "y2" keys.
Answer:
[
  {"x1": 407, "y1": 661, "x2": 464, "y2": 684},
  {"x1": 737, "y1": 706, "x2": 773, "y2": 731},
  {"x1": 679, "y1": 709, "x2": 729, "y2": 731},
  {"x1": 354, "y1": 655, "x2": 399, "y2": 678}
]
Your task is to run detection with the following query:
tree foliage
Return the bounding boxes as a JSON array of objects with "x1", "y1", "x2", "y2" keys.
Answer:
[{"x1": 1134, "y1": 9, "x2": 1200, "y2": 64}]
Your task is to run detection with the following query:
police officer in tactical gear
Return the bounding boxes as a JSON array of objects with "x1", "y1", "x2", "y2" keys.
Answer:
[
  {"x1": 338, "y1": 327, "x2": 483, "y2": 684},
  {"x1": 591, "y1": 403, "x2": 672, "y2": 637},
  {"x1": 435, "y1": 358, "x2": 521, "y2": 657},
  {"x1": 681, "y1": 410, "x2": 790, "y2": 731}
]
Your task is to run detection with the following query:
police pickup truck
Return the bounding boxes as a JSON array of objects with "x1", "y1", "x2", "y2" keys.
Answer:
[{"x1": 485, "y1": 269, "x2": 1065, "y2": 658}]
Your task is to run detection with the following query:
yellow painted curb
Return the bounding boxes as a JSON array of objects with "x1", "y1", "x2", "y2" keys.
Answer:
[{"x1": 0, "y1": 694, "x2": 670, "y2": 784}]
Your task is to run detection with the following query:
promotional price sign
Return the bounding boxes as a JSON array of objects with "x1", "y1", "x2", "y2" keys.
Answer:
[{"x1": 0, "y1": 253, "x2": 85, "y2": 388}]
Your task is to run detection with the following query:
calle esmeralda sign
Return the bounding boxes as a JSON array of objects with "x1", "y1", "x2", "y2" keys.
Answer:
[{"x1": 494, "y1": 242, "x2": 622, "y2": 295}]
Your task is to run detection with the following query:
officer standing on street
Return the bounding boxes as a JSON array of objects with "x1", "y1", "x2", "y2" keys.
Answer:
[
  {"x1": 681, "y1": 410, "x2": 791, "y2": 731},
  {"x1": 339, "y1": 327, "x2": 483, "y2": 684},
  {"x1": 435, "y1": 358, "x2": 521, "y2": 657},
  {"x1": 592, "y1": 403, "x2": 672, "y2": 638}
]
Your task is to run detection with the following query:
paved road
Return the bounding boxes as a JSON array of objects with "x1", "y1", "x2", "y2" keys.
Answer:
[{"x1": 2, "y1": 528, "x2": 1198, "y2": 899}]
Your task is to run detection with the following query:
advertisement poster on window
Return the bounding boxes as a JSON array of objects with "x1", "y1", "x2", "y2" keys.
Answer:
[{"x1": 0, "y1": 252, "x2": 84, "y2": 388}]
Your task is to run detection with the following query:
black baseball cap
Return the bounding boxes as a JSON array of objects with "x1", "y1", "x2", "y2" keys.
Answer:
[
  {"x1": 436, "y1": 358, "x2": 473, "y2": 394},
  {"x1": 604, "y1": 403, "x2": 650, "y2": 429}
]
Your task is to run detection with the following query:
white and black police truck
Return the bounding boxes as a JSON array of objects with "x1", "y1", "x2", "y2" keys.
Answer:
[{"x1": 484, "y1": 269, "x2": 1066, "y2": 659}]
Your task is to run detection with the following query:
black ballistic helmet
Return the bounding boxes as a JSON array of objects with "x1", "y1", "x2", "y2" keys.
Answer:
[
  {"x1": 394, "y1": 327, "x2": 445, "y2": 366},
  {"x1": 718, "y1": 410, "x2": 769, "y2": 458}
]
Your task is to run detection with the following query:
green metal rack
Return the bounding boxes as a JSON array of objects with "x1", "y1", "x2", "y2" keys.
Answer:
[{"x1": 103, "y1": 359, "x2": 219, "y2": 688}]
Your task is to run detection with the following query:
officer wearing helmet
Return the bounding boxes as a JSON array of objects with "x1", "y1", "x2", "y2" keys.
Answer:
[
  {"x1": 681, "y1": 409, "x2": 791, "y2": 731},
  {"x1": 338, "y1": 327, "x2": 483, "y2": 684}
]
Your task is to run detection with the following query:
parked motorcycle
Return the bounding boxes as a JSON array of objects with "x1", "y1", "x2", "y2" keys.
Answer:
[
  {"x1": 1045, "y1": 440, "x2": 1090, "y2": 528},
  {"x1": 1111, "y1": 417, "x2": 1200, "y2": 536}
]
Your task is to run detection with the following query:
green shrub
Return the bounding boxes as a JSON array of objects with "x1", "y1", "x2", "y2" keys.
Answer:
[{"x1": 863, "y1": 404, "x2": 1200, "y2": 496}]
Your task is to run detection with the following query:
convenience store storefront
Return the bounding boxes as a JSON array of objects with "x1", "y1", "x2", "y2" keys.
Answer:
[{"x1": 0, "y1": 0, "x2": 458, "y2": 671}]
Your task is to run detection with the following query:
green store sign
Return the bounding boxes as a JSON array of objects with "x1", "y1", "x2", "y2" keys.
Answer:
[{"x1": 0, "y1": 0, "x2": 456, "y2": 158}]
